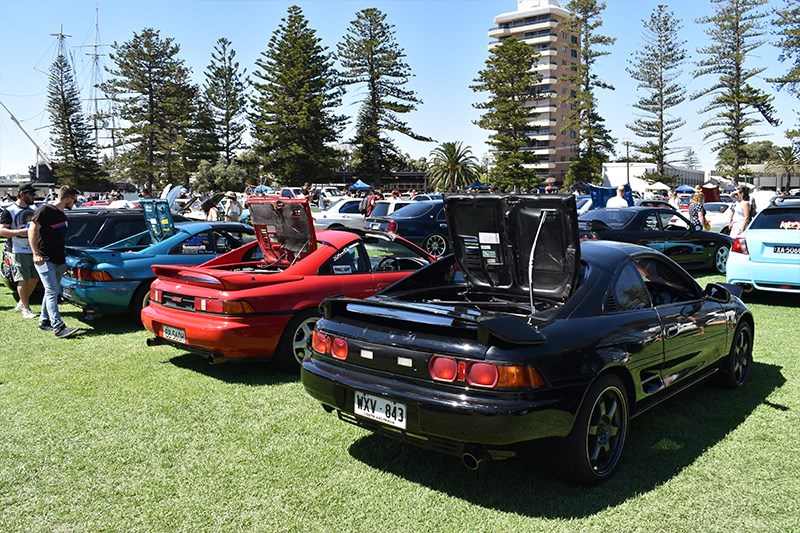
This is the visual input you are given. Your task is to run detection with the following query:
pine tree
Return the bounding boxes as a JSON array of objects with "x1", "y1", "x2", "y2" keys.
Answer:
[
  {"x1": 626, "y1": 5, "x2": 687, "y2": 181},
  {"x1": 561, "y1": 0, "x2": 617, "y2": 185},
  {"x1": 770, "y1": 0, "x2": 800, "y2": 135},
  {"x1": 251, "y1": 5, "x2": 343, "y2": 186},
  {"x1": 338, "y1": 7, "x2": 431, "y2": 184},
  {"x1": 204, "y1": 37, "x2": 249, "y2": 166},
  {"x1": 692, "y1": 0, "x2": 779, "y2": 182},
  {"x1": 104, "y1": 28, "x2": 196, "y2": 193},
  {"x1": 682, "y1": 148, "x2": 701, "y2": 169},
  {"x1": 185, "y1": 96, "x2": 222, "y2": 174},
  {"x1": 471, "y1": 37, "x2": 542, "y2": 190},
  {"x1": 47, "y1": 54, "x2": 100, "y2": 189}
]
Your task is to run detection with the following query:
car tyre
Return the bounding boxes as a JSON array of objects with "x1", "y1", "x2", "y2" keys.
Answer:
[
  {"x1": 714, "y1": 245, "x2": 729, "y2": 274},
  {"x1": 717, "y1": 321, "x2": 753, "y2": 389},
  {"x1": 129, "y1": 282, "x2": 152, "y2": 322},
  {"x1": 423, "y1": 233, "x2": 448, "y2": 256},
  {"x1": 559, "y1": 374, "x2": 629, "y2": 485},
  {"x1": 275, "y1": 309, "x2": 319, "y2": 374}
]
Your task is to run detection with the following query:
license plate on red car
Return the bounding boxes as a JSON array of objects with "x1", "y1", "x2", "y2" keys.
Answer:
[
  {"x1": 354, "y1": 390, "x2": 406, "y2": 429},
  {"x1": 162, "y1": 325, "x2": 186, "y2": 343},
  {"x1": 774, "y1": 246, "x2": 800, "y2": 254}
]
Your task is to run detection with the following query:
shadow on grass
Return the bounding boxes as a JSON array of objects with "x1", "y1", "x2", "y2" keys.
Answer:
[
  {"x1": 739, "y1": 290, "x2": 799, "y2": 307},
  {"x1": 167, "y1": 353, "x2": 295, "y2": 386},
  {"x1": 346, "y1": 361, "x2": 785, "y2": 518}
]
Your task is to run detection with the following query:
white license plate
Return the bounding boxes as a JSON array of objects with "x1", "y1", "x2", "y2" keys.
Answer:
[
  {"x1": 353, "y1": 391, "x2": 407, "y2": 429},
  {"x1": 371, "y1": 223, "x2": 381, "y2": 229},
  {"x1": 162, "y1": 325, "x2": 186, "y2": 343},
  {"x1": 774, "y1": 246, "x2": 800, "y2": 254}
]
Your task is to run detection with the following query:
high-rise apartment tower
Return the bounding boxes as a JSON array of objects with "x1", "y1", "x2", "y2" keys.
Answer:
[{"x1": 489, "y1": 0, "x2": 578, "y2": 185}]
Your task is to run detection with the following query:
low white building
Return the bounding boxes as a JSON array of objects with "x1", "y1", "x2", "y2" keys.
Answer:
[{"x1": 601, "y1": 163, "x2": 706, "y2": 194}]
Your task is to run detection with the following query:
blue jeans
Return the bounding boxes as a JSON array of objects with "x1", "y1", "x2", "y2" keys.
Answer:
[{"x1": 35, "y1": 260, "x2": 68, "y2": 330}]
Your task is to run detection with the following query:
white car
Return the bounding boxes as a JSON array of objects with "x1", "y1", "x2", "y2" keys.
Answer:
[
  {"x1": 313, "y1": 198, "x2": 365, "y2": 231},
  {"x1": 704, "y1": 202, "x2": 733, "y2": 234},
  {"x1": 363, "y1": 199, "x2": 414, "y2": 229}
]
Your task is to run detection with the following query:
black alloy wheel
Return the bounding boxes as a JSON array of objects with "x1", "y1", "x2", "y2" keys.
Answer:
[
  {"x1": 719, "y1": 321, "x2": 753, "y2": 389},
  {"x1": 560, "y1": 374, "x2": 629, "y2": 485}
]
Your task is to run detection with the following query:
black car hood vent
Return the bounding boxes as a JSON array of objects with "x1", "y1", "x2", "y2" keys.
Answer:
[{"x1": 445, "y1": 194, "x2": 580, "y2": 303}]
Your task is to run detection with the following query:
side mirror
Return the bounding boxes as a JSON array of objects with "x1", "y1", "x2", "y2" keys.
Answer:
[{"x1": 704, "y1": 282, "x2": 731, "y2": 303}]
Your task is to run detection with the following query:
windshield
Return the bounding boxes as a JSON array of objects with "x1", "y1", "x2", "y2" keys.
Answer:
[
  {"x1": 749, "y1": 207, "x2": 800, "y2": 230},
  {"x1": 578, "y1": 208, "x2": 637, "y2": 228}
]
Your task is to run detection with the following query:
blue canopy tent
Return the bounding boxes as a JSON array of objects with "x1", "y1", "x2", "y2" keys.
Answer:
[
  {"x1": 464, "y1": 181, "x2": 489, "y2": 190},
  {"x1": 675, "y1": 184, "x2": 695, "y2": 193},
  {"x1": 253, "y1": 185, "x2": 273, "y2": 194},
  {"x1": 589, "y1": 183, "x2": 632, "y2": 209},
  {"x1": 349, "y1": 179, "x2": 371, "y2": 191}
]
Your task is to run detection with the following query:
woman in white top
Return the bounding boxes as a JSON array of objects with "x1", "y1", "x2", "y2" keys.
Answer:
[{"x1": 729, "y1": 185, "x2": 751, "y2": 238}]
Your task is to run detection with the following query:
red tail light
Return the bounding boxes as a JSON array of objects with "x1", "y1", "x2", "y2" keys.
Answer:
[
  {"x1": 331, "y1": 337, "x2": 349, "y2": 360},
  {"x1": 386, "y1": 220, "x2": 398, "y2": 233},
  {"x1": 429, "y1": 355, "x2": 458, "y2": 382},
  {"x1": 466, "y1": 362, "x2": 499, "y2": 388},
  {"x1": 193, "y1": 298, "x2": 256, "y2": 314},
  {"x1": 312, "y1": 331, "x2": 330, "y2": 354},
  {"x1": 75, "y1": 268, "x2": 114, "y2": 281},
  {"x1": 731, "y1": 237, "x2": 748, "y2": 255},
  {"x1": 150, "y1": 288, "x2": 162, "y2": 303}
]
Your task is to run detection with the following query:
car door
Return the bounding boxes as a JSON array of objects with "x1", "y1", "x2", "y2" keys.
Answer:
[
  {"x1": 634, "y1": 256, "x2": 728, "y2": 387},
  {"x1": 317, "y1": 241, "x2": 376, "y2": 299},
  {"x1": 657, "y1": 210, "x2": 705, "y2": 267},
  {"x1": 337, "y1": 200, "x2": 364, "y2": 229}
]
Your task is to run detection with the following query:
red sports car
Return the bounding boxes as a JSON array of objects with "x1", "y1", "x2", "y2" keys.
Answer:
[{"x1": 142, "y1": 197, "x2": 435, "y2": 371}]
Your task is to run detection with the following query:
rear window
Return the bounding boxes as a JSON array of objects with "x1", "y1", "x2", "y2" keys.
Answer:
[
  {"x1": 579, "y1": 209, "x2": 637, "y2": 229},
  {"x1": 370, "y1": 202, "x2": 391, "y2": 217},
  {"x1": 390, "y1": 202, "x2": 438, "y2": 218},
  {"x1": 749, "y1": 207, "x2": 800, "y2": 230},
  {"x1": 65, "y1": 218, "x2": 105, "y2": 247}
]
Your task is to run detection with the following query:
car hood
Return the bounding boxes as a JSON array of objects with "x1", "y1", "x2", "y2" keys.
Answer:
[
  {"x1": 247, "y1": 197, "x2": 317, "y2": 263},
  {"x1": 445, "y1": 194, "x2": 580, "y2": 302}
]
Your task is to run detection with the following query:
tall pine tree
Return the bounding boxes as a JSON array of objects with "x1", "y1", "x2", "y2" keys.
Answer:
[
  {"x1": 692, "y1": 0, "x2": 779, "y2": 181},
  {"x1": 337, "y1": 7, "x2": 431, "y2": 184},
  {"x1": 251, "y1": 5, "x2": 343, "y2": 186},
  {"x1": 626, "y1": 5, "x2": 687, "y2": 181},
  {"x1": 471, "y1": 37, "x2": 542, "y2": 190},
  {"x1": 204, "y1": 37, "x2": 249, "y2": 166},
  {"x1": 47, "y1": 53, "x2": 100, "y2": 189},
  {"x1": 104, "y1": 28, "x2": 196, "y2": 193},
  {"x1": 770, "y1": 0, "x2": 800, "y2": 136},
  {"x1": 561, "y1": 0, "x2": 617, "y2": 185}
]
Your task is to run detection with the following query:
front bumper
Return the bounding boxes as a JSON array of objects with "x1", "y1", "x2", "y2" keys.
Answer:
[
  {"x1": 301, "y1": 356, "x2": 583, "y2": 450},
  {"x1": 141, "y1": 302, "x2": 292, "y2": 360}
]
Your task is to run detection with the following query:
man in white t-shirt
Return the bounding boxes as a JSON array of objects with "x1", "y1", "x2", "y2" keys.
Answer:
[{"x1": 606, "y1": 185, "x2": 629, "y2": 208}]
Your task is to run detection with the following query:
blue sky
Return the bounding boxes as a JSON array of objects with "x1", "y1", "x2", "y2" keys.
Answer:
[{"x1": 0, "y1": 0, "x2": 795, "y2": 177}]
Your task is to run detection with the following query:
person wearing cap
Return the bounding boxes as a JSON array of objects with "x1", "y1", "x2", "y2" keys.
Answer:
[
  {"x1": 0, "y1": 183, "x2": 40, "y2": 318},
  {"x1": 28, "y1": 185, "x2": 81, "y2": 339},
  {"x1": 224, "y1": 192, "x2": 242, "y2": 222},
  {"x1": 606, "y1": 185, "x2": 629, "y2": 208}
]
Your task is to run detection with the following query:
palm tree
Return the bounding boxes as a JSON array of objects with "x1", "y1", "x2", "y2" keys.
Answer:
[
  {"x1": 426, "y1": 141, "x2": 479, "y2": 192},
  {"x1": 765, "y1": 143, "x2": 800, "y2": 193}
]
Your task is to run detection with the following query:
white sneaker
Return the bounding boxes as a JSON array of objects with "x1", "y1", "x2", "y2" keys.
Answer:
[
  {"x1": 15, "y1": 301, "x2": 23, "y2": 312},
  {"x1": 21, "y1": 308, "x2": 37, "y2": 319}
]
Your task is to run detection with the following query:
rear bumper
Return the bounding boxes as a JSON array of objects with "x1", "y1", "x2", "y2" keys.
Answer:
[
  {"x1": 301, "y1": 356, "x2": 582, "y2": 449},
  {"x1": 141, "y1": 302, "x2": 291, "y2": 360},
  {"x1": 727, "y1": 253, "x2": 800, "y2": 293},
  {"x1": 60, "y1": 277, "x2": 141, "y2": 313}
]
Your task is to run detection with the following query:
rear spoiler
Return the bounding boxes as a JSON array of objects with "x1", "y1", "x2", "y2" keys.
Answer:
[
  {"x1": 151, "y1": 264, "x2": 303, "y2": 291},
  {"x1": 65, "y1": 246, "x2": 122, "y2": 264}
]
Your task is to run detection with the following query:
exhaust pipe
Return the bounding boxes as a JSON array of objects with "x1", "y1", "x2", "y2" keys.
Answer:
[
  {"x1": 146, "y1": 336, "x2": 165, "y2": 347},
  {"x1": 461, "y1": 449, "x2": 489, "y2": 471},
  {"x1": 207, "y1": 352, "x2": 225, "y2": 364}
]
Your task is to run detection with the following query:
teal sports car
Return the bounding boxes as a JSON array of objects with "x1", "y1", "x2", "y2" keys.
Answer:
[{"x1": 60, "y1": 203, "x2": 254, "y2": 319}]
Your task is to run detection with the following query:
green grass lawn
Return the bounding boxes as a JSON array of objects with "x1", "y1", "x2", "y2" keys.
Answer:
[{"x1": 0, "y1": 273, "x2": 798, "y2": 531}]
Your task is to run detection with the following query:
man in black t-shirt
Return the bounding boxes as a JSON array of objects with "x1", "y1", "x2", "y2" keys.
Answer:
[{"x1": 28, "y1": 185, "x2": 81, "y2": 338}]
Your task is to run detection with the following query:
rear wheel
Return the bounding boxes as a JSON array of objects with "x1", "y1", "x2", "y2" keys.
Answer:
[
  {"x1": 714, "y1": 245, "x2": 729, "y2": 274},
  {"x1": 275, "y1": 309, "x2": 319, "y2": 373},
  {"x1": 423, "y1": 233, "x2": 448, "y2": 256},
  {"x1": 129, "y1": 282, "x2": 152, "y2": 322},
  {"x1": 560, "y1": 374, "x2": 629, "y2": 485},
  {"x1": 718, "y1": 321, "x2": 753, "y2": 389}
]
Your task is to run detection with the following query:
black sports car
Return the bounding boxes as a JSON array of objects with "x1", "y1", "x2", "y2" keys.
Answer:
[
  {"x1": 302, "y1": 194, "x2": 753, "y2": 485},
  {"x1": 579, "y1": 206, "x2": 732, "y2": 274}
]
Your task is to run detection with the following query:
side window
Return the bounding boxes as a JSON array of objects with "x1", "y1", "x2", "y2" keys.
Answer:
[
  {"x1": 339, "y1": 201, "x2": 361, "y2": 214},
  {"x1": 319, "y1": 243, "x2": 369, "y2": 275},
  {"x1": 436, "y1": 205, "x2": 447, "y2": 222},
  {"x1": 608, "y1": 262, "x2": 651, "y2": 312},
  {"x1": 171, "y1": 231, "x2": 214, "y2": 255},
  {"x1": 634, "y1": 256, "x2": 699, "y2": 305},
  {"x1": 364, "y1": 238, "x2": 429, "y2": 271},
  {"x1": 643, "y1": 214, "x2": 659, "y2": 231},
  {"x1": 658, "y1": 211, "x2": 687, "y2": 231}
]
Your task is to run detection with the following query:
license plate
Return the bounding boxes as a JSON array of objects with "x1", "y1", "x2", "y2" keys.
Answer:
[
  {"x1": 353, "y1": 391, "x2": 406, "y2": 429},
  {"x1": 162, "y1": 325, "x2": 186, "y2": 343},
  {"x1": 774, "y1": 246, "x2": 800, "y2": 254},
  {"x1": 371, "y1": 223, "x2": 381, "y2": 230}
]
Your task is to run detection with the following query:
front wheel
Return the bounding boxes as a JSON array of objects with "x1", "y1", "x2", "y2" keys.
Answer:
[
  {"x1": 714, "y1": 245, "x2": 730, "y2": 274},
  {"x1": 559, "y1": 374, "x2": 629, "y2": 485},
  {"x1": 423, "y1": 233, "x2": 448, "y2": 256},
  {"x1": 275, "y1": 309, "x2": 319, "y2": 373},
  {"x1": 718, "y1": 321, "x2": 753, "y2": 389}
]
